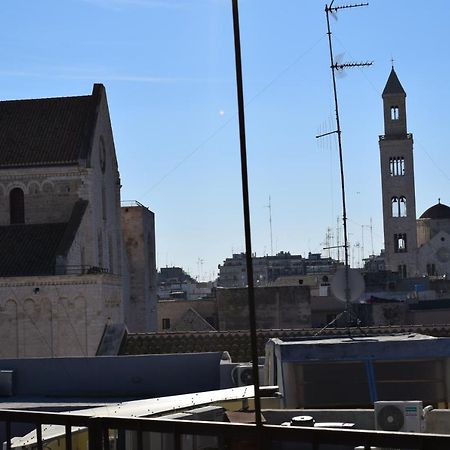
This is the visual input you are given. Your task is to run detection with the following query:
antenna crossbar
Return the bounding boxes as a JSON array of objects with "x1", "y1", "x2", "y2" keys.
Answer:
[
  {"x1": 326, "y1": 2, "x2": 369, "y2": 13},
  {"x1": 323, "y1": 244, "x2": 346, "y2": 250},
  {"x1": 333, "y1": 61, "x2": 373, "y2": 70},
  {"x1": 316, "y1": 129, "x2": 338, "y2": 139}
]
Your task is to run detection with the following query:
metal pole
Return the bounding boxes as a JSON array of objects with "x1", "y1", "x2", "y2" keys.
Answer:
[
  {"x1": 65, "y1": 424, "x2": 73, "y2": 450},
  {"x1": 231, "y1": 0, "x2": 262, "y2": 429},
  {"x1": 325, "y1": 4, "x2": 351, "y2": 327}
]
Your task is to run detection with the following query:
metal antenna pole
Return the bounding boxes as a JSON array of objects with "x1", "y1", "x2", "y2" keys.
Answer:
[
  {"x1": 325, "y1": 4, "x2": 351, "y2": 325},
  {"x1": 370, "y1": 217, "x2": 374, "y2": 256},
  {"x1": 361, "y1": 224, "x2": 365, "y2": 264},
  {"x1": 316, "y1": 2, "x2": 372, "y2": 331},
  {"x1": 336, "y1": 216, "x2": 340, "y2": 263},
  {"x1": 267, "y1": 195, "x2": 274, "y2": 256},
  {"x1": 231, "y1": 0, "x2": 262, "y2": 429}
]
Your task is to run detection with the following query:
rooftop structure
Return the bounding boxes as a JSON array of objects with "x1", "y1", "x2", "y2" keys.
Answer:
[
  {"x1": 379, "y1": 69, "x2": 450, "y2": 279},
  {"x1": 218, "y1": 252, "x2": 341, "y2": 288},
  {"x1": 266, "y1": 333, "x2": 450, "y2": 409},
  {"x1": 0, "y1": 86, "x2": 157, "y2": 357}
]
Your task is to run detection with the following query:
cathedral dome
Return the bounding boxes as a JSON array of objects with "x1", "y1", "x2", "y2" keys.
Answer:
[{"x1": 420, "y1": 202, "x2": 450, "y2": 220}]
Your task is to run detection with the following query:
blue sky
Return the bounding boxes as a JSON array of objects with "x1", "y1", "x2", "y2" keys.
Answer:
[{"x1": 2, "y1": 0, "x2": 449, "y2": 280}]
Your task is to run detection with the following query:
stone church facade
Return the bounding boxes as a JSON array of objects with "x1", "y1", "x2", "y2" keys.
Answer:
[
  {"x1": 379, "y1": 69, "x2": 450, "y2": 278},
  {"x1": 0, "y1": 84, "x2": 156, "y2": 357}
]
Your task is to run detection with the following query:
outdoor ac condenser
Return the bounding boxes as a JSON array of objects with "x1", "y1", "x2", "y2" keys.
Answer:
[
  {"x1": 374, "y1": 400, "x2": 424, "y2": 433},
  {"x1": 232, "y1": 364, "x2": 264, "y2": 387}
]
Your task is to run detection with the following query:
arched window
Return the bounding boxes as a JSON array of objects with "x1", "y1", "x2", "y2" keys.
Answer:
[
  {"x1": 394, "y1": 233, "x2": 407, "y2": 253},
  {"x1": 9, "y1": 188, "x2": 24, "y2": 224},
  {"x1": 389, "y1": 157, "x2": 405, "y2": 176},
  {"x1": 391, "y1": 196, "x2": 399, "y2": 217},
  {"x1": 391, "y1": 106, "x2": 399, "y2": 120},
  {"x1": 98, "y1": 230, "x2": 103, "y2": 267},
  {"x1": 399, "y1": 196, "x2": 407, "y2": 217}
]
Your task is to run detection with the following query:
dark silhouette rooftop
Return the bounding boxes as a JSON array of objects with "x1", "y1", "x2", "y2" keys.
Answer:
[
  {"x1": 420, "y1": 201, "x2": 450, "y2": 220},
  {"x1": 382, "y1": 67, "x2": 406, "y2": 97},
  {"x1": 0, "y1": 85, "x2": 104, "y2": 168}
]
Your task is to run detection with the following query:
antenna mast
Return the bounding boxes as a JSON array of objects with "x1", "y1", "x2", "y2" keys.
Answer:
[
  {"x1": 266, "y1": 195, "x2": 274, "y2": 256},
  {"x1": 370, "y1": 217, "x2": 374, "y2": 255},
  {"x1": 317, "y1": 1, "x2": 372, "y2": 327}
]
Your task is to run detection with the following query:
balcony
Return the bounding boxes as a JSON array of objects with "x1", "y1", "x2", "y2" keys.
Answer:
[{"x1": 1, "y1": 408, "x2": 450, "y2": 450}]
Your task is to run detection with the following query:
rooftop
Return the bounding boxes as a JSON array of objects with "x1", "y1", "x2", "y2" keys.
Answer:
[
  {"x1": 382, "y1": 67, "x2": 406, "y2": 97},
  {"x1": 0, "y1": 85, "x2": 103, "y2": 168},
  {"x1": 420, "y1": 201, "x2": 450, "y2": 220}
]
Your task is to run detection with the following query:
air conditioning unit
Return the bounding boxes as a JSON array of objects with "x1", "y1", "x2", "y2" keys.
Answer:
[
  {"x1": 374, "y1": 400, "x2": 424, "y2": 433},
  {"x1": 231, "y1": 364, "x2": 264, "y2": 387}
]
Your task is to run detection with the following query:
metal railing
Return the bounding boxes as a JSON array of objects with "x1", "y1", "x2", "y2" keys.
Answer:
[
  {"x1": 1, "y1": 409, "x2": 450, "y2": 450},
  {"x1": 121, "y1": 200, "x2": 148, "y2": 209},
  {"x1": 59, "y1": 265, "x2": 110, "y2": 275}
]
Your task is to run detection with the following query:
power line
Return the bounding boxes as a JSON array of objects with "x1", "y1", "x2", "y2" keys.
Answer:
[{"x1": 140, "y1": 35, "x2": 326, "y2": 198}]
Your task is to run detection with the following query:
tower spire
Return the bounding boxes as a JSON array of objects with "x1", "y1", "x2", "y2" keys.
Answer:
[
  {"x1": 382, "y1": 67, "x2": 406, "y2": 97},
  {"x1": 379, "y1": 67, "x2": 418, "y2": 277}
]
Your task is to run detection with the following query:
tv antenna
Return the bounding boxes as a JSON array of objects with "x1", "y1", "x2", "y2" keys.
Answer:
[
  {"x1": 265, "y1": 195, "x2": 274, "y2": 256},
  {"x1": 197, "y1": 257, "x2": 205, "y2": 281},
  {"x1": 316, "y1": 1, "x2": 372, "y2": 333}
]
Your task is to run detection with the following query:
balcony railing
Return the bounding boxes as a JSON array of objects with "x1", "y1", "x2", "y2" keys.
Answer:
[
  {"x1": 57, "y1": 265, "x2": 110, "y2": 275},
  {"x1": 1, "y1": 409, "x2": 450, "y2": 450}
]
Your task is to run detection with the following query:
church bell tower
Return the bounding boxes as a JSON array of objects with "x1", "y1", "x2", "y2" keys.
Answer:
[{"x1": 379, "y1": 68, "x2": 418, "y2": 277}]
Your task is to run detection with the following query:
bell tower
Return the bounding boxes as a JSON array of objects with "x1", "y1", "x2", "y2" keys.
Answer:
[{"x1": 379, "y1": 68, "x2": 418, "y2": 277}]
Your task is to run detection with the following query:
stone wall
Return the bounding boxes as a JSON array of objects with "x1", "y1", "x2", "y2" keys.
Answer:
[
  {"x1": 121, "y1": 205, "x2": 157, "y2": 332},
  {"x1": 0, "y1": 168, "x2": 82, "y2": 226},
  {"x1": 216, "y1": 286, "x2": 311, "y2": 331},
  {"x1": 0, "y1": 274, "x2": 123, "y2": 357},
  {"x1": 158, "y1": 299, "x2": 217, "y2": 331}
]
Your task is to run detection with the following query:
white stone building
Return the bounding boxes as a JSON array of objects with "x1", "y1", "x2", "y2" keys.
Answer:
[{"x1": 0, "y1": 85, "x2": 156, "y2": 357}]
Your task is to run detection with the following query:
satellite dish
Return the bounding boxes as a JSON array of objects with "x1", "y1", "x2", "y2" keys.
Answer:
[{"x1": 331, "y1": 267, "x2": 365, "y2": 302}]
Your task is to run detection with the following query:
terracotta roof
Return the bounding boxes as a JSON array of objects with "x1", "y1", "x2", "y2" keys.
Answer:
[
  {"x1": 420, "y1": 202, "x2": 450, "y2": 220},
  {"x1": 0, "y1": 223, "x2": 67, "y2": 276},
  {"x1": 382, "y1": 68, "x2": 406, "y2": 97},
  {"x1": 0, "y1": 85, "x2": 103, "y2": 168},
  {"x1": 120, "y1": 325, "x2": 450, "y2": 362}
]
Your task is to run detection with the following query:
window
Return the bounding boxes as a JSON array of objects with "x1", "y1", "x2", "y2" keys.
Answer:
[
  {"x1": 389, "y1": 157, "x2": 405, "y2": 176},
  {"x1": 426, "y1": 263, "x2": 436, "y2": 276},
  {"x1": 162, "y1": 318, "x2": 171, "y2": 330},
  {"x1": 108, "y1": 235, "x2": 114, "y2": 274},
  {"x1": 98, "y1": 231, "x2": 103, "y2": 267},
  {"x1": 9, "y1": 188, "x2": 24, "y2": 224},
  {"x1": 398, "y1": 264, "x2": 407, "y2": 279},
  {"x1": 99, "y1": 138, "x2": 106, "y2": 173},
  {"x1": 102, "y1": 183, "x2": 107, "y2": 220},
  {"x1": 391, "y1": 197, "x2": 399, "y2": 217},
  {"x1": 391, "y1": 196, "x2": 407, "y2": 217},
  {"x1": 391, "y1": 106, "x2": 399, "y2": 120},
  {"x1": 394, "y1": 233, "x2": 407, "y2": 253},
  {"x1": 399, "y1": 196, "x2": 407, "y2": 217}
]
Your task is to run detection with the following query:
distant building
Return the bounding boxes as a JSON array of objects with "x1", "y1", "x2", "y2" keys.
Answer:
[
  {"x1": 216, "y1": 285, "x2": 311, "y2": 331},
  {"x1": 157, "y1": 284, "x2": 312, "y2": 332},
  {"x1": 380, "y1": 68, "x2": 450, "y2": 278},
  {"x1": 158, "y1": 298, "x2": 218, "y2": 332},
  {"x1": 363, "y1": 251, "x2": 386, "y2": 273},
  {"x1": 0, "y1": 85, "x2": 157, "y2": 357},
  {"x1": 217, "y1": 251, "x2": 341, "y2": 288},
  {"x1": 157, "y1": 266, "x2": 215, "y2": 301}
]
